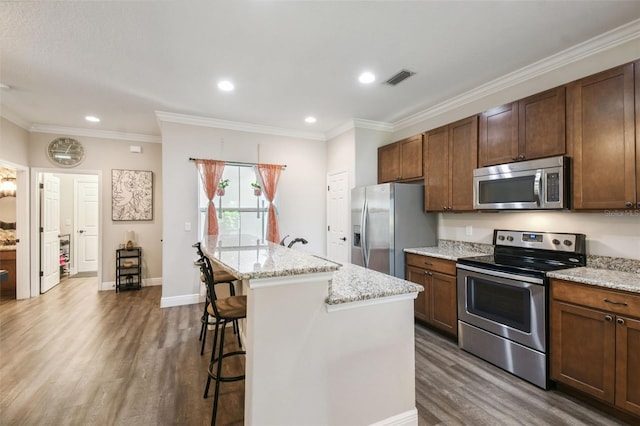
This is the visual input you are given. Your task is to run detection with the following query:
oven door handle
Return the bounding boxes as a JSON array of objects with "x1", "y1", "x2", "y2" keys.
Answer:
[{"x1": 456, "y1": 263, "x2": 544, "y2": 285}]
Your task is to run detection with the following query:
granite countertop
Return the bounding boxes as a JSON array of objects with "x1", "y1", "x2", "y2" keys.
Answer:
[
  {"x1": 326, "y1": 263, "x2": 423, "y2": 305},
  {"x1": 405, "y1": 246, "x2": 486, "y2": 261},
  {"x1": 548, "y1": 267, "x2": 640, "y2": 294},
  {"x1": 201, "y1": 234, "x2": 422, "y2": 305},
  {"x1": 201, "y1": 234, "x2": 340, "y2": 280},
  {"x1": 405, "y1": 239, "x2": 492, "y2": 261}
]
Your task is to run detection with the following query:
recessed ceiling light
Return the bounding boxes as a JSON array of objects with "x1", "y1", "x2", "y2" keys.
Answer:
[
  {"x1": 85, "y1": 115, "x2": 100, "y2": 123},
  {"x1": 304, "y1": 116, "x2": 317, "y2": 124},
  {"x1": 218, "y1": 80, "x2": 235, "y2": 91},
  {"x1": 358, "y1": 72, "x2": 376, "y2": 84}
]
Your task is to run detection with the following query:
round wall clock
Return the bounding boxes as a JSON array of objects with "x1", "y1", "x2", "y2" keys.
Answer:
[{"x1": 47, "y1": 137, "x2": 85, "y2": 167}]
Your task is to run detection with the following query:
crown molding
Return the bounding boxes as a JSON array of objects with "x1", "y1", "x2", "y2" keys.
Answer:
[
  {"x1": 325, "y1": 118, "x2": 393, "y2": 140},
  {"x1": 29, "y1": 124, "x2": 161, "y2": 143},
  {"x1": 155, "y1": 111, "x2": 326, "y2": 142},
  {"x1": 393, "y1": 17, "x2": 640, "y2": 131},
  {"x1": 1, "y1": 110, "x2": 30, "y2": 130}
]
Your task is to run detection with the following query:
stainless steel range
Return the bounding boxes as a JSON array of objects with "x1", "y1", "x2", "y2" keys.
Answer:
[{"x1": 456, "y1": 229, "x2": 587, "y2": 389}]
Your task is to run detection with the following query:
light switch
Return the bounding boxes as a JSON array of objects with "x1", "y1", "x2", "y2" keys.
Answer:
[{"x1": 184, "y1": 222, "x2": 191, "y2": 231}]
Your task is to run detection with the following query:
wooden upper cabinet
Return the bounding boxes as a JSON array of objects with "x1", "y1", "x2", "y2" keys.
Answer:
[
  {"x1": 425, "y1": 116, "x2": 478, "y2": 212},
  {"x1": 399, "y1": 136, "x2": 423, "y2": 180},
  {"x1": 449, "y1": 116, "x2": 478, "y2": 211},
  {"x1": 519, "y1": 87, "x2": 566, "y2": 160},
  {"x1": 479, "y1": 102, "x2": 518, "y2": 166},
  {"x1": 424, "y1": 126, "x2": 449, "y2": 212},
  {"x1": 378, "y1": 142, "x2": 401, "y2": 183},
  {"x1": 568, "y1": 62, "x2": 637, "y2": 210},
  {"x1": 378, "y1": 135, "x2": 423, "y2": 183},
  {"x1": 479, "y1": 87, "x2": 566, "y2": 167}
]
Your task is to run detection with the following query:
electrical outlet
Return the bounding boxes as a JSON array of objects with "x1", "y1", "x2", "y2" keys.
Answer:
[
  {"x1": 465, "y1": 225, "x2": 473, "y2": 236},
  {"x1": 185, "y1": 222, "x2": 191, "y2": 231}
]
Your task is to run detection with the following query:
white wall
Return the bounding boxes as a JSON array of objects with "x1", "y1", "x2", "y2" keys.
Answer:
[
  {"x1": 0, "y1": 117, "x2": 29, "y2": 166},
  {"x1": 354, "y1": 127, "x2": 392, "y2": 187},
  {"x1": 439, "y1": 212, "x2": 640, "y2": 260},
  {"x1": 28, "y1": 132, "x2": 163, "y2": 283},
  {"x1": 160, "y1": 121, "x2": 327, "y2": 302}
]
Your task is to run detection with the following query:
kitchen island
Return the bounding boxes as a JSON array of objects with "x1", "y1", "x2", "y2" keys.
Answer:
[{"x1": 201, "y1": 235, "x2": 422, "y2": 426}]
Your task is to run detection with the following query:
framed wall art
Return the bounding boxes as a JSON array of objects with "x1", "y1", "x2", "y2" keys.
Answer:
[{"x1": 111, "y1": 169, "x2": 153, "y2": 221}]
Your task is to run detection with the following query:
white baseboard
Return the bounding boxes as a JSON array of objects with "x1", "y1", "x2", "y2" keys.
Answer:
[
  {"x1": 369, "y1": 408, "x2": 418, "y2": 426},
  {"x1": 160, "y1": 293, "x2": 202, "y2": 308},
  {"x1": 100, "y1": 277, "x2": 163, "y2": 292}
]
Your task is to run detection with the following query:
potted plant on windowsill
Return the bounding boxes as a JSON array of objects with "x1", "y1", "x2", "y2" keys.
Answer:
[
  {"x1": 217, "y1": 178, "x2": 230, "y2": 196},
  {"x1": 251, "y1": 182, "x2": 262, "y2": 196}
]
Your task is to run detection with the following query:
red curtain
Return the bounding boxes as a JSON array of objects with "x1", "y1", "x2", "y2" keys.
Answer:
[
  {"x1": 257, "y1": 164, "x2": 283, "y2": 243},
  {"x1": 195, "y1": 159, "x2": 226, "y2": 235}
]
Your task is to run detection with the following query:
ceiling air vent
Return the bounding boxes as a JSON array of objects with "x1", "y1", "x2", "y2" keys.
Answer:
[{"x1": 384, "y1": 69, "x2": 416, "y2": 86}]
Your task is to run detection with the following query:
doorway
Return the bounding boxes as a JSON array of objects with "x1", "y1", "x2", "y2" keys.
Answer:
[
  {"x1": 0, "y1": 166, "x2": 18, "y2": 301},
  {"x1": 326, "y1": 170, "x2": 349, "y2": 263},
  {"x1": 34, "y1": 169, "x2": 101, "y2": 295}
]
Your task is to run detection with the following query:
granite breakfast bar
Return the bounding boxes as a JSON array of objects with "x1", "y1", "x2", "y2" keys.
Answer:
[{"x1": 201, "y1": 235, "x2": 422, "y2": 426}]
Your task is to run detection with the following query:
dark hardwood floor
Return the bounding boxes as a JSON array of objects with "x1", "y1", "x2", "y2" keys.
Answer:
[{"x1": 0, "y1": 277, "x2": 634, "y2": 425}]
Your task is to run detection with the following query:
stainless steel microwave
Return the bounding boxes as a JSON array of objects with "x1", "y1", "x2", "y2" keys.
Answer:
[{"x1": 473, "y1": 156, "x2": 569, "y2": 210}]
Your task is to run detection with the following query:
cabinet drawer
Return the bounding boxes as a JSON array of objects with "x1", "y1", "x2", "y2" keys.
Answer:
[
  {"x1": 406, "y1": 253, "x2": 456, "y2": 275},
  {"x1": 551, "y1": 279, "x2": 640, "y2": 318}
]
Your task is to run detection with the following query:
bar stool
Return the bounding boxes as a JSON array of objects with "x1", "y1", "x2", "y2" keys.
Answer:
[
  {"x1": 197, "y1": 257, "x2": 246, "y2": 426},
  {"x1": 193, "y1": 243, "x2": 239, "y2": 355}
]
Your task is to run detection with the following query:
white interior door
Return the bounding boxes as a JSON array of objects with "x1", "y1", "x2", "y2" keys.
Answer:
[
  {"x1": 41, "y1": 173, "x2": 60, "y2": 293},
  {"x1": 76, "y1": 179, "x2": 99, "y2": 272},
  {"x1": 326, "y1": 170, "x2": 349, "y2": 263}
]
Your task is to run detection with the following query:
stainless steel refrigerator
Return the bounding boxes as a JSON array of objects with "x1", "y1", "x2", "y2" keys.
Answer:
[{"x1": 351, "y1": 182, "x2": 437, "y2": 279}]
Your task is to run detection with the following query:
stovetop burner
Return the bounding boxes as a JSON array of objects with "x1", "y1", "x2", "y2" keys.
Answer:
[{"x1": 457, "y1": 229, "x2": 587, "y2": 279}]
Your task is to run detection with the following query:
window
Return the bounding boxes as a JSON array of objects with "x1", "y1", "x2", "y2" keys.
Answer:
[{"x1": 198, "y1": 165, "x2": 268, "y2": 240}]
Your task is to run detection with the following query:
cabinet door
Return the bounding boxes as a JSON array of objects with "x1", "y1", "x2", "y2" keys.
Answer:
[
  {"x1": 406, "y1": 265, "x2": 429, "y2": 323},
  {"x1": 568, "y1": 63, "x2": 636, "y2": 209},
  {"x1": 519, "y1": 87, "x2": 566, "y2": 161},
  {"x1": 429, "y1": 271, "x2": 457, "y2": 337},
  {"x1": 449, "y1": 115, "x2": 478, "y2": 211},
  {"x1": 424, "y1": 126, "x2": 449, "y2": 212},
  {"x1": 616, "y1": 315, "x2": 640, "y2": 416},
  {"x1": 400, "y1": 135, "x2": 423, "y2": 180},
  {"x1": 378, "y1": 143, "x2": 401, "y2": 183},
  {"x1": 550, "y1": 301, "x2": 615, "y2": 403},
  {"x1": 636, "y1": 59, "x2": 640, "y2": 209},
  {"x1": 479, "y1": 102, "x2": 518, "y2": 167}
]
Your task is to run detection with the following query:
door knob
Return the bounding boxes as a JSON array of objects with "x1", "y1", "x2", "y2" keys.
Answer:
[
  {"x1": 340, "y1": 237, "x2": 346, "y2": 241},
  {"x1": 79, "y1": 230, "x2": 85, "y2": 234}
]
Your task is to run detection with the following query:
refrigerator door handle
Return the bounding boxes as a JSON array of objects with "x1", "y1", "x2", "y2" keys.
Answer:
[{"x1": 362, "y1": 200, "x2": 369, "y2": 267}]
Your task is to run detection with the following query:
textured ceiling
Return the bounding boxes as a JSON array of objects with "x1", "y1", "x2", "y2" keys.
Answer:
[{"x1": 1, "y1": 1, "x2": 640, "y2": 139}]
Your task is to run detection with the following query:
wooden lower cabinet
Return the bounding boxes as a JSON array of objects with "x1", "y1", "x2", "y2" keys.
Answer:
[
  {"x1": 406, "y1": 253, "x2": 457, "y2": 337},
  {"x1": 550, "y1": 279, "x2": 640, "y2": 418},
  {"x1": 616, "y1": 315, "x2": 640, "y2": 416}
]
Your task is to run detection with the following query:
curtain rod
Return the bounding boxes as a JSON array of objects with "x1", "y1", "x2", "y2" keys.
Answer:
[{"x1": 188, "y1": 157, "x2": 286, "y2": 169}]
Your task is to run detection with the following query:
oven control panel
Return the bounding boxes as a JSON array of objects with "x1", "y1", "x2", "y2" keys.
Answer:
[{"x1": 494, "y1": 230, "x2": 585, "y2": 253}]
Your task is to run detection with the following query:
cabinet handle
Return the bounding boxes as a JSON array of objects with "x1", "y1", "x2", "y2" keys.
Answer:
[
  {"x1": 625, "y1": 201, "x2": 633, "y2": 208},
  {"x1": 604, "y1": 298, "x2": 628, "y2": 306},
  {"x1": 518, "y1": 154, "x2": 525, "y2": 160},
  {"x1": 605, "y1": 315, "x2": 613, "y2": 322},
  {"x1": 616, "y1": 318, "x2": 625, "y2": 325},
  {"x1": 511, "y1": 156, "x2": 517, "y2": 161},
  {"x1": 423, "y1": 261, "x2": 432, "y2": 266}
]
